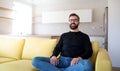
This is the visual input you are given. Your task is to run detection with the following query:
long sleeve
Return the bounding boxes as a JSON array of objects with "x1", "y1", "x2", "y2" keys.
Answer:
[
  {"x1": 80, "y1": 35, "x2": 93, "y2": 59},
  {"x1": 51, "y1": 35, "x2": 63, "y2": 57}
]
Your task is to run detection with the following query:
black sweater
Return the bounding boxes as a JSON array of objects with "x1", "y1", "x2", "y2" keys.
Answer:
[{"x1": 52, "y1": 31, "x2": 93, "y2": 59}]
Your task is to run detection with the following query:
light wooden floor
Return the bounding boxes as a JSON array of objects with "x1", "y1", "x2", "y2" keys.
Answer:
[{"x1": 112, "y1": 67, "x2": 120, "y2": 71}]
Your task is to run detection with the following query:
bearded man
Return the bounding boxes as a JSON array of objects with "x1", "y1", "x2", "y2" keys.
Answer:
[{"x1": 32, "y1": 13, "x2": 93, "y2": 71}]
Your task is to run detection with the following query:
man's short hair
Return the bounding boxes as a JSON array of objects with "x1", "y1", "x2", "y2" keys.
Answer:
[{"x1": 69, "y1": 13, "x2": 80, "y2": 21}]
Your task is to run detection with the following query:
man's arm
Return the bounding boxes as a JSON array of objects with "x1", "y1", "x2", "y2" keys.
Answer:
[
  {"x1": 80, "y1": 35, "x2": 93, "y2": 59},
  {"x1": 50, "y1": 35, "x2": 63, "y2": 65},
  {"x1": 51, "y1": 35, "x2": 63, "y2": 57}
]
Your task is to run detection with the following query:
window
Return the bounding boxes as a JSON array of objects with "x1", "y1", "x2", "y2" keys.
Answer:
[{"x1": 12, "y1": 1, "x2": 32, "y2": 35}]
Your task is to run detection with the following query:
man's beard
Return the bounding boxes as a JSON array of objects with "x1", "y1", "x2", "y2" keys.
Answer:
[{"x1": 69, "y1": 23, "x2": 79, "y2": 30}]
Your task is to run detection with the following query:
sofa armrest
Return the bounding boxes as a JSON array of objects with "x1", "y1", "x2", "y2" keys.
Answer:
[{"x1": 95, "y1": 48, "x2": 112, "y2": 71}]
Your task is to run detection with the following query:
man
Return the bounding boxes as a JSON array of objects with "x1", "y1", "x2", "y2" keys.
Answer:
[{"x1": 32, "y1": 13, "x2": 93, "y2": 71}]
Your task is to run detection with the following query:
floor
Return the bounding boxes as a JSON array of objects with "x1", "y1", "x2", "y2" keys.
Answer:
[{"x1": 112, "y1": 67, "x2": 120, "y2": 71}]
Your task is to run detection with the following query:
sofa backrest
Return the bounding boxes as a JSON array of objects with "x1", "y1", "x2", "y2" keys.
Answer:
[
  {"x1": 22, "y1": 37, "x2": 58, "y2": 59},
  {"x1": 0, "y1": 36, "x2": 25, "y2": 59},
  {"x1": 89, "y1": 41, "x2": 99, "y2": 65},
  {"x1": 21, "y1": 37, "x2": 99, "y2": 63}
]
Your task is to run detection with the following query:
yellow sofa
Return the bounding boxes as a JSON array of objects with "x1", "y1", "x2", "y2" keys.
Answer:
[{"x1": 0, "y1": 35, "x2": 112, "y2": 71}]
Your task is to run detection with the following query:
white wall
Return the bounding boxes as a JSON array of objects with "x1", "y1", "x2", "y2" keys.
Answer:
[
  {"x1": 108, "y1": 0, "x2": 120, "y2": 67},
  {"x1": 32, "y1": 0, "x2": 107, "y2": 36}
]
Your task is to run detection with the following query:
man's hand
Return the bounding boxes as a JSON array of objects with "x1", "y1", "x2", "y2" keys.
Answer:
[
  {"x1": 70, "y1": 57, "x2": 82, "y2": 66},
  {"x1": 50, "y1": 56, "x2": 59, "y2": 66}
]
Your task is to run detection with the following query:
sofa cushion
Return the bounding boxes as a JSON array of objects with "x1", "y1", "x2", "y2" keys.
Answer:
[
  {"x1": 0, "y1": 60, "x2": 38, "y2": 71},
  {"x1": 22, "y1": 37, "x2": 58, "y2": 59},
  {"x1": 0, "y1": 57, "x2": 17, "y2": 63},
  {"x1": 89, "y1": 41, "x2": 99, "y2": 65},
  {"x1": 0, "y1": 36, "x2": 25, "y2": 59}
]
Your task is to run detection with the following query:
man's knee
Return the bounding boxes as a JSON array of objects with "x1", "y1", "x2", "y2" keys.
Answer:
[
  {"x1": 78, "y1": 60, "x2": 93, "y2": 71},
  {"x1": 32, "y1": 57, "x2": 40, "y2": 65}
]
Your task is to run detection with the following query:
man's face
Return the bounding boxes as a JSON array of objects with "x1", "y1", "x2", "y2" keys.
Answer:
[{"x1": 69, "y1": 16, "x2": 79, "y2": 30}]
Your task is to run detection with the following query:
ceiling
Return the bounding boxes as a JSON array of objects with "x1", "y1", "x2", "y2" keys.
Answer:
[
  {"x1": 14, "y1": 0, "x2": 88, "y2": 5},
  {"x1": 15, "y1": 0, "x2": 41, "y2": 4},
  {"x1": 14, "y1": 0, "x2": 65, "y2": 4}
]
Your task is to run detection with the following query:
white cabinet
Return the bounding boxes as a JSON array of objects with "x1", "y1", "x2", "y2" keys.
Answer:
[{"x1": 42, "y1": 9, "x2": 92, "y2": 23}]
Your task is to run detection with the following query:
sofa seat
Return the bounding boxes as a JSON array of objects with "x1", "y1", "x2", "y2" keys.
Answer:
[
  {"x1": 0, "y1": 60, "x2": 38, "y2": 71},
  {"x1": 0, "y1": 57, "x2": 16, "y2": 63}
]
